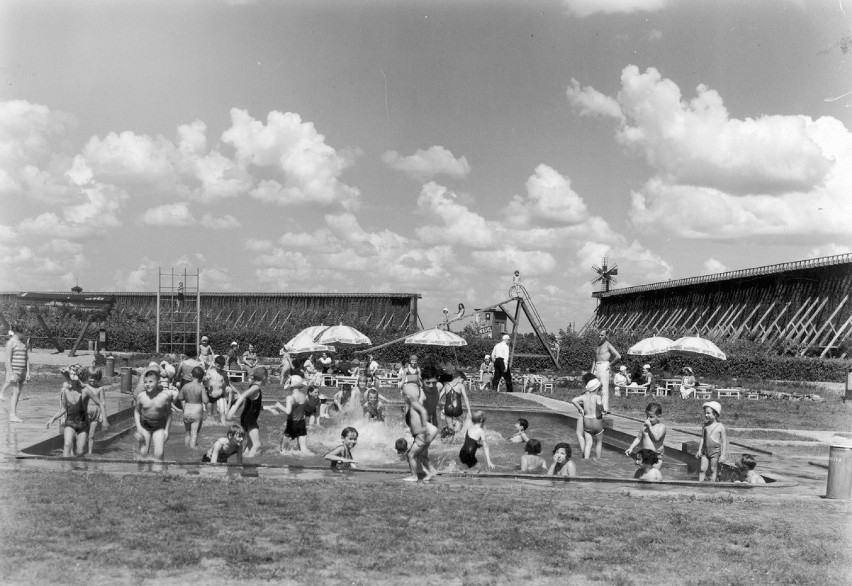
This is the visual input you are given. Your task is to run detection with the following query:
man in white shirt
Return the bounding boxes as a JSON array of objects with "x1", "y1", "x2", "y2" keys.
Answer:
[{"x1": 491, "y1": 334, "x2": 514, "y2": 393}]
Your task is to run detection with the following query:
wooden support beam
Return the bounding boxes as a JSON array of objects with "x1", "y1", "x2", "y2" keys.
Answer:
[
  {"x1": 801, "y1": 295, "x2": 848, "y2": 355},
  {"x1": 771, "y1": 297, "x2": 813, "y2": 342},
  {"x1": 760, "y1": 302, "x2": 791, "y2": 342},
  {"x1": 787, "y1": 298, "x2": 827, "y2": 342},
  {"x1": 635, "y1": 309, "x2": 661, "y2": 331},
  {"x1": 36, "y1": 314, "x2": 64, "y2": 352},
  {"x1": 687, "y1": 307, "x2": 710, "y2": 333},
  {"x1": 731, "y1": 304, "x2": 764, "y2": 340},
  {"x1": 749, "y1": 301, "x2": 777, "y2": 336},
  {"x1": 68, "y1": 314, "x2": 96, "y2": 357},
  {"x1": 821, "y1": 313, "x2": 852, "y2": 358},
  {"x1": 716, "y1": 304, "x2": 747, "y2": 337},
  {"x1": 702, "y1": 304, "x2": 733, "y2": 335},
  {"x1": 648, "y1": 308, "x2": 671, "y2": 333}
]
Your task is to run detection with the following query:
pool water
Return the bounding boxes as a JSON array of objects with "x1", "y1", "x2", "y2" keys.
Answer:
[{"x1": 88, "y1": 406, "x2": 691, "y2": 480}]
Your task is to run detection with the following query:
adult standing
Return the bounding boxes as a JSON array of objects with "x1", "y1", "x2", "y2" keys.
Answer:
[
  {"x1": 1, "y1": 324, "x2": 29, "y2": 422},
  {"x1": 592, "y1": 330, "x2": 621, "y2": 414},
  {"x1": 279, "y1": 344, "x2": 292, "y2": 384},
  {"x1": 491, "y1": 334, "x2": 514, "y2": 393}
]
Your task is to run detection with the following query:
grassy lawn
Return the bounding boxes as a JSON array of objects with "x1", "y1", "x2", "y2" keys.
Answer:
[
  {"x1": 546, "y1": 391, "x2": 852, "y2": 432},
  {"x1": 0, "y1": 470, "x2": 850, "y2": 585}
]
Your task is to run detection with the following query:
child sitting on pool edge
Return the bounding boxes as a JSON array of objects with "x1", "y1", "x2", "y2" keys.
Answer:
[
  {"x1": 546, "y1": 442, "x2": 577, "y2": 478},
  {"x1": 324, "y1": 427, "x2": 359, "y2": 470},
  {"x1": 202, "y1": 424, "x2": 245, "y2": 464},
  {"x1": 633, "y1": 448, "x2": 662, "y2": 482},
  {"x1": 520, "y1": 438, "x2": 547, "y2": 473}
]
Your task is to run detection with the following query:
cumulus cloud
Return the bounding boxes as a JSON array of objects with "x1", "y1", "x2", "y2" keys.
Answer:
[
  {"x1": 141, "y1": 203, "x2": 196, "y2": 227},
  {"x1": 223, "y1": 108, "x2": 360, "y2": 210},
  {"x1": 200, "y1": 213, "x2": 241, "y2": 230},
  {"x1": 502, "y1": 164, "x2": 589, "y2": 227},
  {"x1": 415, "y1": 182, "x2": 494, "y2": 247},
  {"x1": 381, "y1": 146, "x2": 471, "y2": 180},
  {"x1": 471, "y1": 247, "x2": 557, "y2": 276},
  {"x1": 569, "y1": 66, "x2": 852, "y2": 245},
  {"x1": 563, "y1": 0, "x2": 674, "y2": 18},
  {"x1": 566, "y1": 79, "x2": 624, "y2": 121},
  {"x1": 703, "y1": 258, "x2": 728, "y2": 275}
]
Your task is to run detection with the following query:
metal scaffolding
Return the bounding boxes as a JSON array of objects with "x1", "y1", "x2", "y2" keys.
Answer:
[{"x1": 156, "y1": 268, "x2": 200, "y2": 355}]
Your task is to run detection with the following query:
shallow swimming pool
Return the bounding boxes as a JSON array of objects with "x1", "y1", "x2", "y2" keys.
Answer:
[{"x1": 84, "y1": 405, "x2": 692, "y2": 481}]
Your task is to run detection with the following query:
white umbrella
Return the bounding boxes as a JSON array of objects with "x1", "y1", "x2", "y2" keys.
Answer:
[
  {"x1": 314, "y1": 324, "x2": 371, "y2": 346},
  {"x1": 404, "y1": 328, "x2": 468, "y2": 347},
  {"x1": 669, "y1": 336, "x2": 726, "y2": 360},
  {"x1": 285, "y1": 332, "x2": 335, "y2": 354},
  {"x1": 627, "y1": 336, "x2": 675, "y2": 356},
  {"x1": 295, "y1": 325, "x2": 328, "y2": 339}
]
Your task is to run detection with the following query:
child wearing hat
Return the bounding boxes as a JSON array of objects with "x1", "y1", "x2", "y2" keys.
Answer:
[
  {"x1": 697, "y1": 401, "x2": 727, "y2": 482},
  {"x1": 572, "y1": 378, "x2": 605, "y2": 459}
]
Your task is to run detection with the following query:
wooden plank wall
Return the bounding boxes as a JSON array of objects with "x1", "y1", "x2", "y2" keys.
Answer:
[{"x1": 592, "y1": 263, "x2": 852, "y2": 356}]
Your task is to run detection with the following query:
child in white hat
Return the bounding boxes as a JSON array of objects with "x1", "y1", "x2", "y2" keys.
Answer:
[{"x1": 697, "y1": 401, "x2": 727, "y2": 482}]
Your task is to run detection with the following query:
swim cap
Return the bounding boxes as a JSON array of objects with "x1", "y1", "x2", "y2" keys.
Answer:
[
  {"x1": 288, "y1": 375, "x2": 306, "y2": 389},
  {"x1": 702, "y1": 401, "x2": 722, "y2": 416},
  {"x1": 585, "y1": 379, "x2": 602, "y2": 392}
]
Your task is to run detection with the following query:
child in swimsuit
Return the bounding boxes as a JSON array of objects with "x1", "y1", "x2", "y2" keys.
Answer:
[
  {"x1": 204, "y1": 355, "x2": 233, "y2": 425},
  {"x1": 274, "y1": 376, "x2": 310, "y2": 454},
  {"x1": 509, "y1": 418, "x2": 530, "y2": 444},
  {"x1": 304, "y1": 385, "x2": 322, "y2": 426},
  {"x1": 625, "y1": 402, "x2": 666, "y2": 469},
  {"x1": 177, "y1": 366, "x2": 209, "y2": 448},
  {"x1": 697, "y1": 401, "x2": 727, "y2": 482},
  {"x1": 362, "y1": 387, "x2": 385, "y2": 422},
  {"x1": 202, "y1": 424, "x2": 245, "y2": 464},
  {"x1": 458, "y1": 410, "x2": 495, "y2": 471},
  {"x1": 47, "y1": 366, "x2": 104, "y2": 457},
  {"x1": 546, "y1": 442, "x2": 577, "y2": 478},
  {"x1": 402, "y1": 389, "x2": 438, "y2": 482},
  {"x1": 439, "y1": 371, "x2": 471, "y2": 437},
  {"x1": 520, "y1": 438, "x2": 547, "y2": 473},
  {"x1": 134, "y1": 367, "x2": 174, "y2": 461},
  {"x1": 227, "y1": 367, "x2": 267, "y2": 458},
  {"x1": 324, "y1": 427, "x2": 359, "y2": 470},
  {"x1": 633, "y1": 448, "x2": 663, "y2": 482},
  {"x1": 735, "y1": 454, "x2": 766, "y2": 485},
  {"x1": 84, "y1": 367, "x2": 109, "y2": 455},
  {"x1": 572, "y1": 378, "x2": 604, "y2": 459},
  {"x1": 394, "y1": 438, "x2": 408, "y2": 459}
]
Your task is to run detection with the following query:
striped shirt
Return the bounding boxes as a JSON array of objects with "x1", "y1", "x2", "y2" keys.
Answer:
[{"x1": 8, "y1": 340, "x2": 27, "y2": 373}]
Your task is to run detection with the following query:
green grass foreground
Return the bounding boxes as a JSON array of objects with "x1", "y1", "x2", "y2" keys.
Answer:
[{"x1": 0, "y1": 471, "x2": 850, "y2": 585}]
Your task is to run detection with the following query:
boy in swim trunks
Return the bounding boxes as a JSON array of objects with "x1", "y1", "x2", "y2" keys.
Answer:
[
  {"x1": 324, "y1": 427, "x2": 359, "y2": 470},
  {"x1": 546, "y1": 442, "x2": 577, "y2": 477},
  {"x1": 633, "y1": 449, "x2": 663, "y2": 482},
  {"x1": 202, "y1": 424, "x2": 245, "y2": 465},
  {"x1": 134, "y1": 367, "x2": 174, "y2": 461},
  {"x1": 177, "y1": 366, "x2": 208, "y2": 448},
  {"x1": 625, "y1": 402, "x2": 666, "y2": 469},
  {"x1": 402, "y1": 386, "x2": 438, "y2": 482},
  {"x1": 697, "y1": 401, "x2": 727, "y2": 482},
  {"x1": 572, "y1": 379, "x2": 605, "y2": 459},
  {"x1": 204, "y1": 355, "x2": 233, "y2": 425},
  {"x1": 84, "y1": 367, "x2": 110, "y2": 455}
]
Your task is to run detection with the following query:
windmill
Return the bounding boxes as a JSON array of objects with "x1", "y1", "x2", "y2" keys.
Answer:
[{"x1": 591, "y1": 257, "x2": 618, "y2": 292}]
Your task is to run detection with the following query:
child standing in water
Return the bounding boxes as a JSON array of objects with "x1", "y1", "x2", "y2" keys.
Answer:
[
  {"x1": 134, "y1": 367, "x2": 174, "y2": 461},
  {"x1": 458, "y1": 410, "x2": 495, "y2": 471},
  {"x1": 697, "y1": 401, "x2": 727, "y2": 482},
  {"x1": 204, "y1": 355, "x2": 232, "y2": 425},
  {"x1": 520, "y1": 439, "x2": 547, "y2": 473},
  {"x1": 202, "y1": 424, "x2": 245, "y2": 464},
  {"x1": 304, "y1": 385, "x2": 322, "y2": 426},
  {"x1": 546, "y1": 442, "x2": 577, "y2": 478},
  {"x1": 633, "y1": 449, "x2": 663, "y2": 482},
  {"x1": 47, "y1": 367, "x2": 104, "y2": 457},
  {"x1": 572, "y1": 379, "x2": 605, "y2": 459},
  {"x1": 625, "y1": 402, "x2": 666, "y2": 469},
  {"x1": 439, "y1": 371, "x2": 471, "y2": 436},
  {"x1": 228, "y1": 367, "x2": 267, "y2": 458},
  {"x1": 273, "y1": 375, "x2": 310, "y2": 453},
  {"x1": 84, "y1": 367, "x2": 109, "y2": 455},
  {"x1": 324, "y1": 427, "x2": 359, "y2": 470},
  {"x1": 177, "y1": 366, "x2": 208, "y2": 448}
]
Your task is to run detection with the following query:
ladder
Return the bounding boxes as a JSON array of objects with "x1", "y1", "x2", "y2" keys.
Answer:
[{"x1": 156, "y1": 268, "x2": 200, "y2": 356}]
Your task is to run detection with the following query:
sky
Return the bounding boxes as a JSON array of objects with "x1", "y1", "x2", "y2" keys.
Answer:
[{"x1": 0, "y1": 0, "x2": 850, "y2": 332}]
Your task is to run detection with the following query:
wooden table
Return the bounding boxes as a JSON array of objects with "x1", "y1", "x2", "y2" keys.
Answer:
[{"x1": 715, "y1": 388, "x2": 742, "y2": 399}]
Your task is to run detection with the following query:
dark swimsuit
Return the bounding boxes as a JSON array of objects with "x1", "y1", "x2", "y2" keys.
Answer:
[
  {"x1": 240, "y1": 388, "x2": 262, "y2": 431},
  {"x1": 141, "y1": 415, "x2": 168, "y2": 433},
  {"x1": 285, "y1": 400, "x2": 307, "y2": 439},
  {"x1": 443, "y1": 384, "x2": 463, "y2": 418},
  {"x1": 305, "y1": 395, "x2": 320, "y2": 418},
  {"x1": 202, "y1": 439, "x2": 239, "y2": 463},
  {"x1": 330, "y1": 445, "x2": 352, "y2": 470},
  {"x1": 64, "y1": 391, "x2": 89, "y2": 434},
  {"x1": 459, "y1": 431, "x2": 481, "y2": 468}
]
